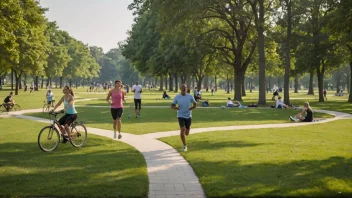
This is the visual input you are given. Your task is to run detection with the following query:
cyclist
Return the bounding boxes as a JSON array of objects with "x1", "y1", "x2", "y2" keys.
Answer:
[
  {"x1": 52, "y1": 86, "x2": 77, "y2": 141},
  {"x1": 3, "y1": 92, "x2": 15, "y2": 111}
]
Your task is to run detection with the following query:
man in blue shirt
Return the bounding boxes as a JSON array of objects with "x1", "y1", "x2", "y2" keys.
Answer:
[{"x1": 171, "y1": 84, "x2": 197, "y2": 152}]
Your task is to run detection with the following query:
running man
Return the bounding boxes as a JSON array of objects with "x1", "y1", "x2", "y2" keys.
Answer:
[
  {"x1": 106, "y1": 80, "x2": 124, "y2": 139},
  {"x1": 132, "y1": 81, "x2": 142, "y2": 118},
  {"x1": 52, "y1": 86, "x2": 78, "y2": 142},
  {"x1": 171, "y1": 84, "x2": 197, "y2": 152}
]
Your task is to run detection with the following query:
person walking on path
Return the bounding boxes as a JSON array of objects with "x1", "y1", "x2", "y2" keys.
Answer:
[
  {"x1": 106, "y1": 80, "x2": 125, "y2": 139},
  {"x1": 171, "y1": 84, "x2": 197, "y2": 152},
  {"x1": 132, "y1": 81, "x2": 143, "y2": 118}
]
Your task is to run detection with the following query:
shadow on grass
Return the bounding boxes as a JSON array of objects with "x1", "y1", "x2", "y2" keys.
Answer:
[
  {"x1": 0, "y1": 135, "x2": 148, "y2": 198},
  {"x1": 192, "y1": 140, "x2": 271, "y2": 150},
  {"x1": 190, "y1": 156, "x2": 352, "y2": 197}
]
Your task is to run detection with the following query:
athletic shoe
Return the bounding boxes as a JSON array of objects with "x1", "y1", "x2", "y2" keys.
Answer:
[
  {"x1": 183, "y1": 145, "x2": 187, "y2": 152},
  {"x1": 62, "y1": 137, "x2": 68, "y2": 143},
  {"x1": 118, "y1": 133, "x2": 122, "y2": 139},
  {"x1": 289, "y1": 116, "x2": 295, "y2": 121},
  {"x1": 113, "y1": 132, "x2": 117, "y2": 139}
]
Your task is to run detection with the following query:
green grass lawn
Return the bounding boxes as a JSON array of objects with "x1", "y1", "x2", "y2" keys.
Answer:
[
  {"x1": 0, "y1": 117, "x2": 148, "y2": 197},
  {"x1": 160, "y1": 119, "x2": 352, "y2": 197},
  {"x1": 0, "y1": 86, "x2": 101, "y2": 110},
  {"x1": 25, "y1": 107, "x2": 333, "y2": 134}
]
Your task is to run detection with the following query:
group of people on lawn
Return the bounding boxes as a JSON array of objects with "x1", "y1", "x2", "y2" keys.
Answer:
[{"x1": 2, "y1": 83, "x2": 313, "y2": 154}]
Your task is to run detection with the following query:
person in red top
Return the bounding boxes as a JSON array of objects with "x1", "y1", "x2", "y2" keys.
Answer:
[{"x1": 106, "y1": 80, "x2": 125, "y2": 139}]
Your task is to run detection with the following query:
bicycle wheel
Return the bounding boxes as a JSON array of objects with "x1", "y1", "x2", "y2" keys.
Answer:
[
  {"x1": 12, "y1": 104, "x2": 21, "y2": 111},
  {"x1": 70, "y1": 123, "x2": 87, "y2": 147},
  {"x1": 38, "y1": 126, "x2": 60, "y2": 152},
  {"x1": 42, "y1": 104, "x2": 50, "y2": 117},
  {"x1": 0, "y1": 105, "x2": 7, "y2": 113}
]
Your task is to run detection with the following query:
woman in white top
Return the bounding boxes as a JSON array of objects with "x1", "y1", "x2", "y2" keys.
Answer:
[{"x1": 226, "y1": 98, "x2": 241, "y2": 107}]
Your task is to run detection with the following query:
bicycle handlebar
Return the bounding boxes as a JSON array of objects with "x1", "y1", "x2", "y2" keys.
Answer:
[{"x1": 49, "y1": 110, "x2": 64, "y2": 116}]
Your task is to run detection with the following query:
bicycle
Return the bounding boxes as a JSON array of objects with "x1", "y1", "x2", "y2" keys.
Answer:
[
  {"x1": 0, "y1": 103, "x2": 21, "y2": 113},
  {"x1": 42, "y1": 100, "x2": 55, "y2": 116},
  {"x1": 38, "y1": 110, "x2": 87, "y2": 152}
]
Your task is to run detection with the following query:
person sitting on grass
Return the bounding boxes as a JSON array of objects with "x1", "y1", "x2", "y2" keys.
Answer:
[
  {"x1": 162, "y1": 91, "x2": 171, "y2": 99},
  {"x1": 201, "y1": 100, "x2": 209, "y2": 107},
  {"x1": 276, "y1": 96, "x2": 288, "y2": 109},
  {"x1": 289, "y1": 102, "x2": 314, "y2": 122},
  {"x1": 226, "y1": 98, "x2": 242, "y2": 107},
  {"x1": 194, "y1": 88, "x2": 201, "y2": 101}
]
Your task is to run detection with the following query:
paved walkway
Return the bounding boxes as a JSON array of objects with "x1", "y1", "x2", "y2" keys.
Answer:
[{"x1": 4, "y1": 108, "x2": 352, "y2": 198}]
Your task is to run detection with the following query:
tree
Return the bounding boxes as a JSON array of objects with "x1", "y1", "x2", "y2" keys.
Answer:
[
  {"x1": 12, "y1": 0, "x2": 48, "y2": 95},
  {"x1": 327, "y1": 0, "x2": 352, "y2": 102},
  {"x1": 44, "y1": 21, "x2": 71, "y2": 87}
]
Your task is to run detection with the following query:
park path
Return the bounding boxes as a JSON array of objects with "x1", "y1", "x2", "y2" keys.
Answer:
[{"x1": 4, "y1": 107, "x2": 352, "y2": 198}]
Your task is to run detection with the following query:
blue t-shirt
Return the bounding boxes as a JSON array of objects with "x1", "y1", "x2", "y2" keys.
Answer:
[
  {"x1": 47, "y1": 92, "x2": 53, "y2": 101},
  {"x1": 172, "y1": 94, "x2": 196, "y2": 118}
]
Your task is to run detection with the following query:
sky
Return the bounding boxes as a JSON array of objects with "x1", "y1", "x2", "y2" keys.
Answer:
[{"x1": 39, "y1": 0, "x2": 135, "y2": 53}]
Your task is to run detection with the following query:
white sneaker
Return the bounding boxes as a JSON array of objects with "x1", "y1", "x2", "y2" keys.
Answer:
[
  {"x1": 113, "y1": 132, "x2": 117, "y2": 139},
  {"x1": 183, "y1": 146, "x2": 187, "y2": 152}
]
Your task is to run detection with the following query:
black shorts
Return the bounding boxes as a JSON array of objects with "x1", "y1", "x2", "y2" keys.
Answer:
[
  {"x1": 134, "y1": 99, "x2": 141, "y2": 110},
  {"x1": 111, "y1": 108, "x2": 123, "y2": 120},
  {"x1": 58, "y1": 114, "x2": 77, "y2": 126},
  {"x1": 178, "y1": 117, "x2": 192, "y2": 129},
  {"x1": 302, "y1": 118, "x2": 313, "y2": 122},
  {"x1": 47, "y1": 101, "x2": 52, "y2": 105}
]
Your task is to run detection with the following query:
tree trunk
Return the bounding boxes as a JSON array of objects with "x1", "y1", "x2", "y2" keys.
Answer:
[
  {"x1": 257, "y1": 0, "x2": 266, "y2": 105},
  {"x1": 336, "y1": 75, "x2": 341, "y2": 93},
  {"x1": 23, "y1": 74, "x2": 27, "y2": 88},
  {"x1": 192, "y1": 75, "x2": 195, "y2": 89},
  {"x1": 308, "y1": 70, "x2": 314, "y2": 95},
  {"x1": 294, "y1": 75, "x2": 299, "y2": 93},
  {"x1": 14, "y1": 71, "x2": 22, "y2": 95},
  {"x1": 41, "y1": 76, "x2": 44, "y2": 89},
  {"x1": 204, "y1": 76, "x2": 209, "y2": 91},
  {"x1": 317, "y1": 64, "x2": 325, "y2": 102},
  {"x1": 284, "y1": 0, "x2": 292, "y2": 105},
  {"x1": 19, "y1": 75, "x2": 22, "y2": 90},
  {"x1": 165, "y1": 77, "x2": 168, "y2": 90},
  {"x1": 348, "y1": 54, "x2": 352, "y2": 102},
  {"x1": 214, "y1": 75, "x2": 217, "y2": 91},
  {"x1": 234, "y1": 68, "x2": 242, "y2": 101},
  {"x1": 226, "y1": 74, "x2": 230, "y2": 94},
  {"x1": 168, "y1": 73, "x2": 173, "y2": 92},
  {"x1": 186, "y1": 75, "x2": 191, "y2": 90},
  {"x1": 60, "y1": 77, "x2": 63, "y2": 88},
  {"x1": 11, "y1": 69, "x2": 14, "y2": 90},
  {"x1": 174, "y1": 73, "x2": 178, "y2": 92},
  {"x1": 159, "y1": 76, "x2": 163, "y2": 91},
  {"x1": 35, "y1": 76, "x2": 39, "y2": 89},
  {"x1": 241, "y1": 73, "x2": 246, "y2": 96},
  {"x1": 69, "y1": 79, "x2": 72, "y2": 87},
  {"x1": 347, "y1": 75, "x2": 350, "y2": 94},
  {"x1": 196, "y1": 75, "x2": 203, "y2": 91}
]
